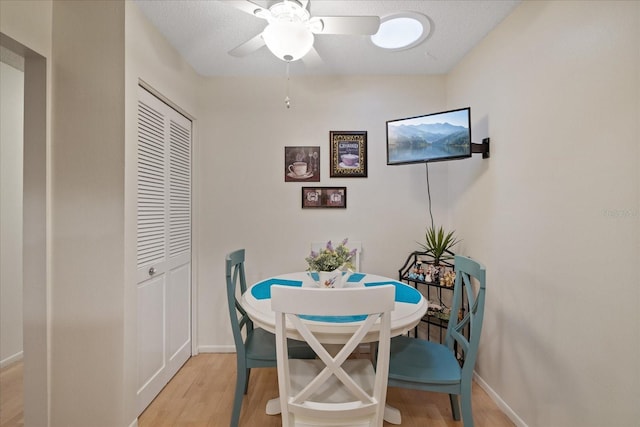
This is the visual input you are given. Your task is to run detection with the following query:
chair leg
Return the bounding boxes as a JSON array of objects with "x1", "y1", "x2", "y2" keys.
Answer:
[
  {"x1": 231, "y1": 364, "x2": 247, "y2": 427},
  {"x1": 460, "y1": 383, "x2": 474, "y2": 427},
  {"x1": 282, "y1": 411, "x2": 294, "y2": 427},
  {"x1": 449, "y1": 393, "x2": 461, "y2": 421},
  {"x1": 243, "y1": 368, "x2": 251, "y2": 394}
]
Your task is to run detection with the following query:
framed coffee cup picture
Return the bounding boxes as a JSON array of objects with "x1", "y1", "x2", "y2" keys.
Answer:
[
  {"x1": 330, "y1": 131, "x2": 367, "y2": 178},
  {"x1": 302, "y1": 187, "x2": 347, "y2": 209},
  {"x1": 285, "y1": 146, "x2": 320, "y2": 182}
]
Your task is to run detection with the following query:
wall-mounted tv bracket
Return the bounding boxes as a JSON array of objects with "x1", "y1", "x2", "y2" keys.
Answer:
[{"x1": 471, "y1": 137, "x2": 490, "y2": 159}]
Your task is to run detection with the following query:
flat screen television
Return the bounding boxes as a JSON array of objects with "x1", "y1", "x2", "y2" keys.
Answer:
[{"x1": 386, "y1": 107, "x2": 471, "y2": 165}]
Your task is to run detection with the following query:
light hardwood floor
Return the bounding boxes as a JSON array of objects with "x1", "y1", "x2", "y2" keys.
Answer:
[
  {"x1": 1, "y1": 353, "x2": 515, "y2": 427},
  {"x1": 0, "y1": 361, "x2": 24, "y2": 427},
  {"x1": 139, "y1": 353, "x2": 515, "y2": 427}
]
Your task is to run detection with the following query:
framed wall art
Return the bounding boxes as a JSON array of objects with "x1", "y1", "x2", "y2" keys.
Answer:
[
  {"x1": 329, "y1": 131, "x2": 367, "y2": 178},
  {"x1": 284, "y1": 146, "x2": 320, "y2": 182},
  {"x1": 301, "y1": 187, "x2": 347, "y2": 209}
]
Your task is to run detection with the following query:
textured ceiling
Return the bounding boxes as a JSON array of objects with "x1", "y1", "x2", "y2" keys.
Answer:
[{"x1": 133, "y1": 0, "x2": 521, "y2": 77}]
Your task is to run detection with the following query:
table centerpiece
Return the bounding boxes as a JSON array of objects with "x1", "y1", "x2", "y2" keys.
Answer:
[{"x1": 305, "y1": 238, "x2": 356, "y2": 288}]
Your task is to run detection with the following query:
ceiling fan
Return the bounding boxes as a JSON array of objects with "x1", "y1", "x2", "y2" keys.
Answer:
[{"x1": 222, "y1": 0, "x2": 381, "y2": 64}]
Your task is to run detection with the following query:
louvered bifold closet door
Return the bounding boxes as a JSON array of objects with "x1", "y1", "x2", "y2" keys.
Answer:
[
  {"x1": 169, "y1": 120, "x2": 191, "y2": 260},
  {"x1": 137, "y1": 97, "x2": 166, "y2": 271},
  {"x1": 136, "y1": 86, "x2": 192, "y2": 415}
]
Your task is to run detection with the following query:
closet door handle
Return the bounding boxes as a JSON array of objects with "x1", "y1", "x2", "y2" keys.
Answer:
[{"x1": 149, "y1": 267, "x2": 156, "y2": 276}]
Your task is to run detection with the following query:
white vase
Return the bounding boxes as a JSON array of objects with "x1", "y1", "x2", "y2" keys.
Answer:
[{"x1": 315, "y1": 269, "x2": 344, "y2": 288}]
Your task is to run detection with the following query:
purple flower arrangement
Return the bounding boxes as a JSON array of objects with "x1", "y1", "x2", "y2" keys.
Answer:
[{"x1": 305, "y1": 238, "x2": 356, "y2": 271}]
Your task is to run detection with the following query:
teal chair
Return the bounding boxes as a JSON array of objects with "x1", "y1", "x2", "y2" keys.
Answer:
[
  {"x1": 387, "y1": 255, "x2": 486, "y2": 427},
  {"x1": 225, "y1": 249, "x2": 314, "y2": 427}
]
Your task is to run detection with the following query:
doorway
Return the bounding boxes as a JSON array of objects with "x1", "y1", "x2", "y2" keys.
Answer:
[
  {"x1": 0, "y1": 33, "x2": 48, "y2": 427},
  {"x1": 0, "y1": 44, "x2": 25, "y2": 427}
]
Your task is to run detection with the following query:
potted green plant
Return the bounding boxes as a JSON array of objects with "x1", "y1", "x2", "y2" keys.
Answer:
[{"x1": 418, "y1": 226, "x2": 460, "y2": 266}]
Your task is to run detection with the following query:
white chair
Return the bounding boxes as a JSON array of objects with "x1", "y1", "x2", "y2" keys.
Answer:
[
  {"x1": 311, "y1": 240, "x2": 368, "y2": 357},
  {"x1": 311, "y1": 240, "x2": 362, "y2": 271},
  {"x1": 271, "y1": 285, "x2": 394, "y2": 427}
]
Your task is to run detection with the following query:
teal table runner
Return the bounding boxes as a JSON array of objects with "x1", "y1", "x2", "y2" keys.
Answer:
[
  {"x1": 363, "y1": 281, "x2": 422, "y2": 304},
  {"x1": 250, "y1": 274, "x2": 421, "y2": 323},
  {"x1": 251, "y1": 278, "x2": 303, "y2": 299}
]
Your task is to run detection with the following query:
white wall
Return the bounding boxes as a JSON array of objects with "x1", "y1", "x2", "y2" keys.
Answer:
[
  {"x1": 195, "y1": 74, "x2": 450, "y2": 349},
  {"x1": 51, "y1": 1, "x2": 126, "y2": 425},
  {"x1": 0, "y1": 58, "x2": 24, "y2": 367},
  {"x1": 446, "y1": 1, "x2": 640, "y2": 426},
  {"x1": 0, "y1": 0, "x2": 51, "y2": 58}
]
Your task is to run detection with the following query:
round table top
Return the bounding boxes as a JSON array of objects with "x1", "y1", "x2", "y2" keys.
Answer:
[{"x1": 241, "y1": 271, "x2": 427, "y2": 344}]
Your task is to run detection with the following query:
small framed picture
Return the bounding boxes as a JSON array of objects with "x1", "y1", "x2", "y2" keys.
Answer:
[
  {"x1": 302, "y1": 187, "x2": 347, "y2": 209},
  {"x1": 329, "y1": 131, "x2": 367, "y2": 178},
  {"x1": 285, "y1": 146, "x2": 320, "y2": 182}
]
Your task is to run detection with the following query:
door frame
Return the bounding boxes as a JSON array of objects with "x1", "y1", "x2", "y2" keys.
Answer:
[{"x1": 0, "y1": 32, "x2": 49, "y2": 427}]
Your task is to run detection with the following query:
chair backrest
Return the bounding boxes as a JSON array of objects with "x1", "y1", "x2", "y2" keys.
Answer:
[
  {"x1": 445, "y1": 255, "x2": 487, "y2": 384},
  {"x1": 311, "y1": 240, "x2": 362, "y2": 271},
  {"x1": 271, "y1": 285, "x2": 394, "y2": 426},
  {"x1": 225, "y1": 249, "x2": 252, "y2": 353}
]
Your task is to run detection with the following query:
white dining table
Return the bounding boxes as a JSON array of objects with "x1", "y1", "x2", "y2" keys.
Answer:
[{"x1": 241, "y1": 271, "x2": 428, "y2": 424}]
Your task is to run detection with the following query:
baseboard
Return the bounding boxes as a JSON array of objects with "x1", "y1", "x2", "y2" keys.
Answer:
[
  {"x1": 0, "y1": 350, "x2": 23, "y2": 369},
  {"x1": 474, "y1": 372, "x2": 528, "y2": 427},
  {"x1": 198, "y1": 344, "x2": 236, "y2": 353}
]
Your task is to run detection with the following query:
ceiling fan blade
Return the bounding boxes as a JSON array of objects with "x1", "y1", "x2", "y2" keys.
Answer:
[
  {"x1": 302, "y1": 46, "x2": 323, "y2": 68},
  {"x1": 228, "y1": 32, "x2": 265, "y2": 57},
  {"x1": 313, "y1": 16, "x2": 381, "y2": 35},
  {"x1": 220, "y1": 0, "x2": 267, "y2": 17}
]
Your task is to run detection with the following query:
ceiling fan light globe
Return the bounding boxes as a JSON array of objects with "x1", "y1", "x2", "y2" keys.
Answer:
[{"x1": 263, "y1": 21, "x2": 314, "y2": 61}]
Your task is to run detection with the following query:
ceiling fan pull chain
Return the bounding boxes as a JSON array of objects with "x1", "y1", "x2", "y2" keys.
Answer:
[{"x1": 284, "y1": 60, "x2": 291, "y2": 109}]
